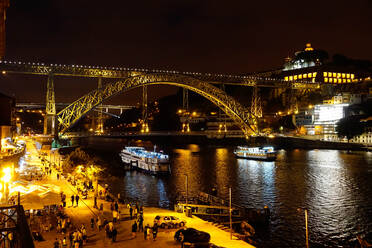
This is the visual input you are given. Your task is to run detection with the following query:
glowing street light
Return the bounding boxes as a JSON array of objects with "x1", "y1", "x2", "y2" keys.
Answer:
[
  {"x1": 2, "y1": 167, "x2": 12, "y2": 203},
  {"x1": 2, "y1": 167, "x2": 12, "y2": 183}
]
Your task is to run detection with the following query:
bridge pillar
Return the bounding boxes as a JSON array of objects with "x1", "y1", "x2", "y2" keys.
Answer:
[
  {"x1": 44, "y1": 73, "x2": 56, "y2": 135},
  {"x1": 141, "y1": 85, "x2": 149, "y2": 132},
  {"x1": 181, "y1": 88, "x2": 190, "y2": 132},
  {"x1": 251, "y1": 86, "x2": 262, "y2": 118},
  {"x1": 96, "y1": 77, "x2": 104, "y2": 133}
]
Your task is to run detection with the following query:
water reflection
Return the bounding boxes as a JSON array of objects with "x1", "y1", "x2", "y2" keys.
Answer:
[
  {"x1": 82, "y1": 138, "x2": 372, "y2": 247},
  {"x1": 236, "y1": 159, "x2": 275, "y2": 208}
]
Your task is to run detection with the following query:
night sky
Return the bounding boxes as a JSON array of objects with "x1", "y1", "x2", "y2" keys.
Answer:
[{"x1": 1, "y1": 0, "x2": 372, "y2": 104}]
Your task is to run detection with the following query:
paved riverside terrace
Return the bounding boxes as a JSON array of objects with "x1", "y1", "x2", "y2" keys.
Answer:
[{"x1": 24, "y1": 139, "x2": 254, "y2": 248}]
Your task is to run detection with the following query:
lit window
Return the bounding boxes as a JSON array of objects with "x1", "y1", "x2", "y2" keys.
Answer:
[
  {"x1": 342, "y1": 73, "x2": 345, "y2": 78},
  {"x1": 284, "y1": 76, "x2": 288, "y2": 81},
  {"x1": 329, "y1": 78, "x2": 333, "y2": 83},
  {"x1": 308, "y1": 73, "x2": 312, "y2": 78},
  {"x1": 347, "y1": 79, "x2": 351, "y2": 83},
  {"x1": 343, "y1": 79, "x2": 346, "y2": 83},
  {"x1": 337, "y1": 73, "x2": 341, "y2": 78},
  {"x1": 323, "y1": 72, "x2": 327, "y2": 77},
  {"x1": 324, "y1": 78, "x2": 328, "y2": 82},
  {"x1": 294, "y1": 75, "x2": 298, "y2": 80},
  {"x1": 299, "y1": 74, "x2": 302, "y2": 79},
  {"x1": 313, "y1": 72, "x2": 317, "y2": 77},
  {"x1": 303, "y1": 74, "x2": 307, "y2": 79},
  {"x1": 312, "y1": 78, "x2": 316, "y2": 82},
  {"x1": 289, "y1": 76, "x2": 293, "y2": 81},
  {"x1": 333, "y1": 72, "x2": 336, "y2": 77},
  {"x1": 338, "y1": 78, "x2": 342, "y2": 83},
  {"x1": 347, "y1": 74, "x2": 350, "y2": 78},
  {"x1": 351, "y1": 74, "x2": 355, "y2": 79}
]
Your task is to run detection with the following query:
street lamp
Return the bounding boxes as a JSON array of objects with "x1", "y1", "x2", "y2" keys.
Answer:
[
  {"x1": 298, "y1": 208, "x2": 309, "y2": 248},
  {"x1": 229, "y1": 187, "x2": 232, "y2": 240},
  {"x1": 185, "y1": 174, "x2": 188, "y2": 208},
  {"x1": 2, "y1": 167, "x2": 12, "y2": 203}
]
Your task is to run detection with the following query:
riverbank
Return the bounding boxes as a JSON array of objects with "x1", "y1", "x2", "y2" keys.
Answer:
[
  {"x1": 24, "y1": 138, "x2": 254, "y2": 248},
  {"x1": 74, "y1": 134, "x2": 368, "y2": 151}
]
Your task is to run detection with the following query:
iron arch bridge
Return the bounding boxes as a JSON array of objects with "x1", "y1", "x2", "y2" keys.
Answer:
[{"x1": 57, "y1": 73, "x2": 258, "y2": 137}]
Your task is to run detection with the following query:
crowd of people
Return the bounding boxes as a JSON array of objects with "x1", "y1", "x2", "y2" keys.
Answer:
[{"x1": 30, "y1": 148, "x2": 172, "y2": 247}]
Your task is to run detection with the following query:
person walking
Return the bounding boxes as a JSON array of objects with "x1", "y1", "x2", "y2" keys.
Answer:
[
  {"x1": 138, "y1": 214, "x2": 144, "y2": 232},
  {"x1": 75, "y1": 195, "x2": 79, "y2": 207},
  {"x1": 90, "y1": 218, "x2": 95, "y2": 230},
  {"x1": 134, "y1": 207, "x2": 138, "y2": 219},
  {"x1": 68, "y1": 231, "x2": 74, "y2": 248},
  {"x1": 97, "y1": 217, "x2": 102, "y2": 231},
  {"x1": 112, "y1": 227, "x2": 117, "y2": 242},
  {"x1": 114, "y1": 201, "x2": 118, "y2": 211},
  {"x1": 71, "y1": 195, "x2": 74, "y2": 207},
  {"x1": 62, "y1": 194, "x2": 66, "y2": 208},
  {"x1": 53, "y1": 238, "x2": 60, "y2": 248},
  {"x1": 131, "y1": 221, "x2": 137, "y2": 239},
  {"x1": 152, "y1": 223, "x2": 158, "y2": 241},
  {"x1": 129, "y1": 206, "x2": 133, "y2": 220},
  {"x1": 94, "y1": 195, "x2": 97, "y2": 209},
  {"x1": 144, "y1": 224, "x2": 150, "y2": 240},
  {"x1": 62, "y1": 237, "x2": 67, "y2": 248},
  {"x1": 113, "y1": 210, "x2": 118, "y2": 223}
]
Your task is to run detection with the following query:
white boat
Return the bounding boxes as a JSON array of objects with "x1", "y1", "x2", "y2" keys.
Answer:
[
  {"x1": 234, "y1": 146, "x2": 277, "y2": 161},
  {"x1": 120, "y1": 146, "x2": 170, "y2": 174}
]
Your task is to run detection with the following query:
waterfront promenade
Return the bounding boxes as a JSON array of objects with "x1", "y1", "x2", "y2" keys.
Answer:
[{"x1": 24, "y1": 139, "x2": 254, "y2": 248}]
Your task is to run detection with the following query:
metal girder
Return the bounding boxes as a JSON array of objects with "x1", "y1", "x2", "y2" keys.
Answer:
[
  {"x1": 57, "y1": 74, "x2": 257, "y2": 136},
  {"x1": 0, "y1": 60, "x2": 323, "y2": 88}
]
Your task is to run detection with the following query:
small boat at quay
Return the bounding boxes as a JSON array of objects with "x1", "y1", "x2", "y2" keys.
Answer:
[
  {"x1": 233, "y1": 146, "x2": 277, "y2": 161},
  {"x1": 120, "y1": 146, "x2": 170, "y2": 174}
]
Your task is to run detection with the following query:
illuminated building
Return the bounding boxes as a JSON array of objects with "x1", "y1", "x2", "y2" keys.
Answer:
[
  {"x1": 350, "y1": 121, "x2": 372, "y2": 145},
  {"x1": 282, "y1": 43, "x2": 367, "y2": 84},
  {"x1": 294, "y1": 110, "x2": 314, "y2": 126},
  {"x1": 323, "y1": 93, "x2": 362, "y2": 105},
  {"x1": 303, "y1": 103, "x2": 348, "y2": 140}
]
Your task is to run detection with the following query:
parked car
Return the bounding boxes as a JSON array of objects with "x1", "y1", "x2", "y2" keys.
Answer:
[
  {"x1": 154, "y1": 215, "x2": 186, "y2": 228},
  {"x1": 174, "y1": 228, "x2": 210, "y2": 244}
]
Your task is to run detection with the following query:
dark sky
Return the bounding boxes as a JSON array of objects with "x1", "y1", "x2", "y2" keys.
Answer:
[{"x1": 1, "y1": 0, "x2": 372, "y2": 104}]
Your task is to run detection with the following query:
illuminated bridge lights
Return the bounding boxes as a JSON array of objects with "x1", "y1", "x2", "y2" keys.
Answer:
[{"x1": 0, "y1": 60, "x2": 321, "y2": 88}]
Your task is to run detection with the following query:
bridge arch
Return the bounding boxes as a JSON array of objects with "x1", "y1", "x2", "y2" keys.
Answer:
[{"x1": 57, "y1": 74, "x2": 257, "y2": 136}]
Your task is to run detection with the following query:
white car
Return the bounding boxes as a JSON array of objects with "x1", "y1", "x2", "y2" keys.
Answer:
[{"x1": 154, "y1": 215, "x2": 186, "y2": 228}]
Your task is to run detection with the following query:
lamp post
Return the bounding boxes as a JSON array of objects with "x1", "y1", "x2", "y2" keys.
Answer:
[
  {"x1": 229, "y1": 187, "x2": 232, "y2": 240},
  {"x1": 185, "y1": 175, "x2": 188, "y2": 208},
  {"x1": 2, "y1": 167, "x2": 12, "y2": 204},
  {"x1": 298, "y1": 208, "x2": 309, "y2": 248}
]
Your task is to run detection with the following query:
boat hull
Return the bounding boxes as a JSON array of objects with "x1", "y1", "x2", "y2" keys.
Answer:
[{"x1": 234, "y1": 153, "x2": 277, "y2": 161}]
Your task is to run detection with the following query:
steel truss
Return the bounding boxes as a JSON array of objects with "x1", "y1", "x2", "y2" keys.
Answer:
[
  {"x1": 57, "y1": 74, "x2": 258, "y2": 136},
  {"x1": 0, "y1": 61, "x2": 321, "y2": 89}
]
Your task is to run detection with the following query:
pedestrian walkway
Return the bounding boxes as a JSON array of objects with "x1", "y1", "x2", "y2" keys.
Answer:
[{"x1": 24, "y1": 139, "x2": 253, "y2": 248}]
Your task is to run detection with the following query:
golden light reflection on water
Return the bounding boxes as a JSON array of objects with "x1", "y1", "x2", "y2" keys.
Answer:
[
  {"x1": 172, "y1": 145, "x2": 202, "y2": 196},
  {"x1": 215, "y1": 148, "x2": 230, "y2": 196}
]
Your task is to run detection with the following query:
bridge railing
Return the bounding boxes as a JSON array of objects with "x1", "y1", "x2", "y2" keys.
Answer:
[{"x1": 0, "y1": 205, "x2": 34, "y2": 248}]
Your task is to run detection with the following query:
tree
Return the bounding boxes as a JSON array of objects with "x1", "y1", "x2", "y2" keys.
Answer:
[
  {"x1": 336, "y1": 116, "x2": 365, "y2": 142},
  {"x1": 62, "y1": 148, "x2": 95, "y2": 173}
]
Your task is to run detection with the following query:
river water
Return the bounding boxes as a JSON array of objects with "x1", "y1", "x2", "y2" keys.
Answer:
[{"x1": 79, "y1": 137, "x2": 372, "y2": 248}]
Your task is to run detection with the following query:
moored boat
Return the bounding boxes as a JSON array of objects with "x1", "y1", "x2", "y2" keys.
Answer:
[
  {"x1": 119, "y1": 146, "x2": 170, "y2": 174},
  {"x1": 234, "y1": 146, "x2": 277, "y2": 161}
]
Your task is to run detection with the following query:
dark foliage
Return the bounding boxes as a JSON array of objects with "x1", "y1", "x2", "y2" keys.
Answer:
[{"x1": 336, "y1": 116, "x2": 365, "y2": 142}]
